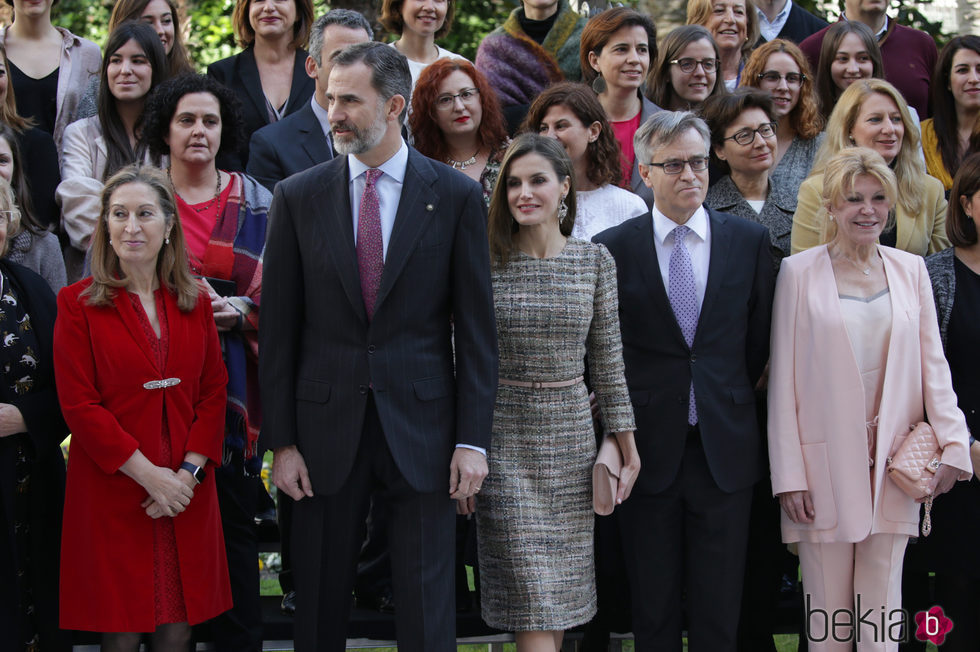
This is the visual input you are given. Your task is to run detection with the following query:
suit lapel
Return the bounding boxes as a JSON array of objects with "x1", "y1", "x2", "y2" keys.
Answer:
[
  {"x1": 695, "y1": 208, "x2": 733, "y2": 344},
  {"x1": 634, "y1": 217, "x2": 690, "y2": 350},
  {"x1": 311, "y1": 159, "x2": 368, "y2": 323},
  {"x1": 113, "y1": 290, "x2": 161, "y2": 371},
  {"x1": 297, "y1": 104, "x2": 331, "y2": 167},
  {"x1": 238, "y1": 48, "x2": 268, "y2": 126},
  {"x1": 286, "y1": 50, "x2": 313, "y2": 114},
  {"x1": 374, "y1": 150, "x2": 438, "y2": 313}
]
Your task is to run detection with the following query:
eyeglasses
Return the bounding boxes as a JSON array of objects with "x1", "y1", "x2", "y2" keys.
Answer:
[
  {"x1": 0, "y1": 209, "x2": 20, "y2": 223},
  {"x1": 646, "y1": 156, "x2": 710, "y2": 175},
  {"x1": 723, "y1": 122, "x2": 777, "y2": 146},
  {"x1": 757, "y1": 71, "x2": 805, "y2": 86},
  {"x1": 669, "y1": 57, "x2": 719, "y2": 74},
  {"x1": 435, "y1": 87, "x2": 480, "y2": 111}
]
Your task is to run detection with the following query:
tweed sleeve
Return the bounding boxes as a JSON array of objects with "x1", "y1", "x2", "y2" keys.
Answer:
[{"x1": 586, "y1": 244, "x2": 635, "y2": 434}]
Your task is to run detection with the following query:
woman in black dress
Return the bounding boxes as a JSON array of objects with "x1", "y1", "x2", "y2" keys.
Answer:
[{"x1": 0, "y1": 175, "x2": 70, "y2": 651}]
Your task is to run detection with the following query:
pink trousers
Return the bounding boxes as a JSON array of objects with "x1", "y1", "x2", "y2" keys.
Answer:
[{"x1": 798, "y1": 533, "x2": 909, "y2": 652}]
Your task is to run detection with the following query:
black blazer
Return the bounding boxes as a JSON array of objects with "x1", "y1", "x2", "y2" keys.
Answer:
[
  {"x1": 246, "y1": 100, "x2": 332, "y2": 192},
  {"x1": 594, "y1": 208, "x2": 774, "y2": 495},
  {"x1": 207, "y1": 46, "x2": 315, "y2": 172},
  {"x1": 755, "y1": 2, "x2": 829, "y2": 47},
  {"x1": 259, "y1": 147, "x2": 498, "y2": 495}
]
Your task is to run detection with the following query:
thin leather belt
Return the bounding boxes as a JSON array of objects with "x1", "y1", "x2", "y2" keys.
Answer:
[{"x1": 498, "y1": 375, "x2": 583, "y2": 389}]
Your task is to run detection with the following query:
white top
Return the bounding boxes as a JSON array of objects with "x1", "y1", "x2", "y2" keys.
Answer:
[
  {"x1": 573, "y1": 184, "x2": 648, "y2": 241},
  {"x1": 746, "y1": 199, "x2": 765, "y2": 214},
  {"x1": 651, "y1": 205, "x2": 711, "y2": 309},
  {"x1": 389, "y1": 43, "x2": 467, "y2": 90}
]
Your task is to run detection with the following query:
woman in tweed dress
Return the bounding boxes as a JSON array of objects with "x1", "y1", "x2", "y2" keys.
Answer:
[{"x1": 473, "y1": 133, "x2": 639, "y2": 652}]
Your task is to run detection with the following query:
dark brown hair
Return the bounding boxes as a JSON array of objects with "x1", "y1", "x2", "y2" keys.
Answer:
[
  {"x1": 741, "y1": 38, "x2": 823, "y2": 140},
  {"x1": 579, "y1": 7, "x2": 657, "y2": 85},
  {"x1": 488, "y1": 134, "x2": 576, "y2": 265},
  {"x1": 931, "y1": 36, "x2": 980, "y2": 180},
  {"x1": 521, "y1": 82, "x2": 622, "y2": 189},
  {"x1": 947, "y1": 151, "x2": 980, "y2": 247},
  {"x1": 109, "y1": 0, "x2": 194, "y2": 77},
  {"x1": 380, "y1": 0, "x2": 455, "y2": 39},
  {"x1": 84, "y1": 165, "x2": 199, "y2": 311},
  {"x1": 646, "y1": 25, "x2": 725, "y2": 111},
  {"x1": 702, "y1": 87, "x2": 774, "y2": 174},
  {"x1": 815, "y1": 21, "x2": 883, "y2": 120},
  {"x1": 232, "y1": 0, "x2": 314, "y2": 49}
]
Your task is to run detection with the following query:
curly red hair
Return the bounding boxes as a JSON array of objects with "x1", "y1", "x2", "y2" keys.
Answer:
[{"x1": 409, "y1": 58, "x2": 508, "y2": 164}]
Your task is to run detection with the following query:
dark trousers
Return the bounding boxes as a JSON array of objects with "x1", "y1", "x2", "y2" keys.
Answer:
[
  {"x1": 211, "y1": 465, "x2": 263, "y2": 652},
  {"x1": 291, "y1": 397, "x2": 456, "y2": 652},
  {"x1": 619, "y1": 432, "x2": 752, "y2": 652},
  {"x1": 737, "y1": 480, "x2": 795, "y2": 652}
]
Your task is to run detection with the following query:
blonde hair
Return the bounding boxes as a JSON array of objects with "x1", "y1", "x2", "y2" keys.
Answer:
[
  {"x1": 83, "y1": 165, "x2": 199, "y2": 312},
  {"x1": 0, "y1": 177, "x2": 19, "y2": 257},
  {"x1": 686, "y1": 0, "x2": 759, "y2": 60},
  {"x1": 811, "y1": 79, "x2": 924, "y2": 218},
  {"x1": 819, "y1": 147, "x2": 898, "y2": 244}
]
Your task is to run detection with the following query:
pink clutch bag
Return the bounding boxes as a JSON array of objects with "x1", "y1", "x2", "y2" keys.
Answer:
[
  {"x1": 593, "y1": 436, "x2": 622, "y2": 516},
  {"x1": 886, "y1": 422, "x2": 941, "y2": 536}
]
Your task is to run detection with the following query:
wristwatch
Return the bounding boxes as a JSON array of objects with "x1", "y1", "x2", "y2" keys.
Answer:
[{"x1": 180, "y1": 461, "x2": 206, "y2": 484}]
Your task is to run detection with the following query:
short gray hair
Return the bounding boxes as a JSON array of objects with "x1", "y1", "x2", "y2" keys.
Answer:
[
  {"x1": 634, "y1": 111, "x2": 711, "y2": 166},
  {"x1": 309, "y1": 9, "x2": 374, "y2": 66},
  {"x1": 332, "y1": 41, "x2": 412, "y2": 123}
]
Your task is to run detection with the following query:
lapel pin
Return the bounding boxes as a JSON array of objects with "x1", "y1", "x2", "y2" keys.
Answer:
[{"x1": 426, "y1": 204, "x2": 434, "y2": 211}]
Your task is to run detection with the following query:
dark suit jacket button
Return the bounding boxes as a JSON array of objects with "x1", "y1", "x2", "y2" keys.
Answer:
[
  {"x1": 358, "y1": 384, "x2": 368, "y2": 394},
  {"x1": 367, "y1": 345, "x2": 376, "y2": 354},
  {"x1": 690, "y1": 354, "x2": 697, "y2": 362}
]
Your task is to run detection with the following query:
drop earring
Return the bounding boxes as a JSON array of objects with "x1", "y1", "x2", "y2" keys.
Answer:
[
  {"x1": 592, "y1": 72, "x2": 607, "y2": 94},
  {"x1": 557, "y1": 196, "x2": 568, "y2": 223}
]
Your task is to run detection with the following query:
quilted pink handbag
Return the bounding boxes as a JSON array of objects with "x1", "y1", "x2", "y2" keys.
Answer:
[{"x1": 886, "y1": 422, "x2": 941, "y2": 536}]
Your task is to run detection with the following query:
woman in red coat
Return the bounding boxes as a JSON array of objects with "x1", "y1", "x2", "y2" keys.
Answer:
[{"x1": 54, "y1": 164, "x2": 231, "y2": 650}]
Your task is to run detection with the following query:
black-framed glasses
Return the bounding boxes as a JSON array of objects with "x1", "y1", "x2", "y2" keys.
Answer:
[
  {"x1": 646, "y1": 156, "x2": 710, "y2": 175},
  {"x1": 757, "y1": 70, "x2": 805, "y2": 86},
  {"x1": 435, "y1": 87, "x2": 479, "y2": 111},
  {"x1": 723, "y1": 122, "x2": 777, "y2": 146},
  {"x1": 669, "y1": 57, "x2": 719, "y2": 74}
]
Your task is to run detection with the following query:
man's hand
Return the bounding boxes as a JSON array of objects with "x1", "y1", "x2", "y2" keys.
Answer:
[
  {"x1": 272, "y1": 445, "x2": 314, "y2": 501},
  {"x1": 449, "y1": 447, "x2": 487, "y2": 500}
]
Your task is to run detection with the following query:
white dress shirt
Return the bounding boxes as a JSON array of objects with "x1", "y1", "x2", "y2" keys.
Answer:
[
  {"x1": 348, "y1": 139, "x2": 486, "y2": 456},
  {"x1": 651, "y1": 204, "x2": 711, "y2": 310},
  {"x1": 757, "y1": 0, "x2": 792, "y2": 42},
  {"x1": 348, "y1": 140, "x2": 409, "y2": 260}
]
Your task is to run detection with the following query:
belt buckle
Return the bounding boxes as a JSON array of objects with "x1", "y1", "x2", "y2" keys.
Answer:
[{"x1": 143, "y1": 377, "x2": 181, "y2": 390}]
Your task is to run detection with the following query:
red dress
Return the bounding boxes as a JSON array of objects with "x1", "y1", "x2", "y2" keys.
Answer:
[{"x1": 55, "y1": 281, "x2": 231, "y2": 632}]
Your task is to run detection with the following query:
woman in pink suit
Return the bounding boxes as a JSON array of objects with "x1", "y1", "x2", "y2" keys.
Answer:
[
  {"x1": 768, "y1": 147, "x2": 972, "y2": 652},
  {"x1": 54, "y1": 165, "x2": 231, "y2": 650}
]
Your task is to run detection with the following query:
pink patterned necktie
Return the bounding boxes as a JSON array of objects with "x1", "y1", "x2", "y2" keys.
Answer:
[
  {"x1": 668, "y1": 225, "x2": 699, "y2": 426},
  {"x1": 357, "y1": 168, "x2": 384, "y2": 320}
]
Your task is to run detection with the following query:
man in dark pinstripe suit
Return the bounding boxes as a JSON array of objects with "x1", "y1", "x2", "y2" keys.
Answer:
[{"x1": 259, "y1": 42, "x2": 498, "y2": 652}]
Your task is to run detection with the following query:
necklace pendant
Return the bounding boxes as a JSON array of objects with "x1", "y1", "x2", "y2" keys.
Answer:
[{"x1": 862, "y1": 268, "x2": 871, "y2": 276}]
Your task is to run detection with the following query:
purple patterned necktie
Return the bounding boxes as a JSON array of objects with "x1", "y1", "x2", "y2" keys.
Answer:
[
  {"x1": 357, "y1": 168, "x2": 384, "y2": 320},
  {"x1": 668, "y1": 225, "x2": 699, "y2": 425}
]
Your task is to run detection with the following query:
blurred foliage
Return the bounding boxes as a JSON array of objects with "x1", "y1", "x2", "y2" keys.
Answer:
[{"x1": 0, "y1": 0, "x2": 949, "y2": 70}]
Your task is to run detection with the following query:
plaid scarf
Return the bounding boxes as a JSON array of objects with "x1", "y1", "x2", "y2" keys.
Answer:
[{"x1": 196, "y1": 171, "x2": 269, "y2": 474}]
